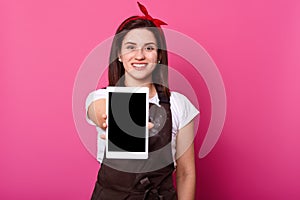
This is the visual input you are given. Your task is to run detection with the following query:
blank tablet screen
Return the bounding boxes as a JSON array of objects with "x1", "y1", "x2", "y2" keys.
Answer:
[{"x1": 107, "y1": 92, "x2": 147, "y2": 152}]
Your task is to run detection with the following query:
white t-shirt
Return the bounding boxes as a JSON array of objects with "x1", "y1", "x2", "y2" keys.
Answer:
[{"x1": 85, "y1": 89, "x2": 199, "y2": 166}]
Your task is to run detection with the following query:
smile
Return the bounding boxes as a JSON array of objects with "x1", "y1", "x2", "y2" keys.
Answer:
[{"x1": 132, "y1": 63, "x2": 147, "y2": 70}]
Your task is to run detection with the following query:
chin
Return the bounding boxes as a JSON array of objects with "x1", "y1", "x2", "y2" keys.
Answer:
[{"x1": 127, "y1": 73, "x2": 152, "y2": 82}]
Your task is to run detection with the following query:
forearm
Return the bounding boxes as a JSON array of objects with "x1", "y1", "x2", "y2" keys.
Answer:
[
  {"x1": 176, "y1": 168, "x2": 196, "y2": 200},
  {"x1": 175, "y1": 121, "x2": 196, "y2": 200}
]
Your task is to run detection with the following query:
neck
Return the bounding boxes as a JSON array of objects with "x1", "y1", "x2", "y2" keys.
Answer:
[{"x1": 124, "y1": 79, "x2": 156, "y2": 98}]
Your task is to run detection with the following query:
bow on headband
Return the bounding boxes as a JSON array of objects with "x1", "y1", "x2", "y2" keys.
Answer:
[
  {"x1": 137, "y1": 2, "x2": 167, "y2": 27},
  {"x1": 119, "y1": 2, "x2": 167, "y2": 30}
]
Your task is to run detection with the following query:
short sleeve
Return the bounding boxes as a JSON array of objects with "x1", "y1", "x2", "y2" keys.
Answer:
[
  {"x1": 85, "y1": 89, "x2": 107, "y2": 126},
  {"x1": 170, "y1": 92, "x2": 200, "y2": 130}
]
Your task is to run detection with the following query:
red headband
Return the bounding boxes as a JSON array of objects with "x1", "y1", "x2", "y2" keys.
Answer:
[{"x1": 119, "y1": 2, "x2": 167, "y2": 30}]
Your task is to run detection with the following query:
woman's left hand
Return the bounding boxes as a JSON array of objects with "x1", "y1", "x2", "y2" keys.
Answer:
[{"x1": 100, "y1": 122, "x2": 154, "y2": 140}]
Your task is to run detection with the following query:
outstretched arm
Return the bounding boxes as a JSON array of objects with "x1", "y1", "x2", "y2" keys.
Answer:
[
  {"x1": 176, "y1": 120, "x2": 196, "y2": 200},
  {"x1": 87, "y1": 98, "x2": 153, "y2": 139}
]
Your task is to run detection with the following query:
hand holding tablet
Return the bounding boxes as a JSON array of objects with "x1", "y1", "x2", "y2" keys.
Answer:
[
  {"x1": 99, "y1": 120, "x2": 154, "y2": 140},
  {"x1": 105, "y1": 87, "x2": 149, "y2": 159}
]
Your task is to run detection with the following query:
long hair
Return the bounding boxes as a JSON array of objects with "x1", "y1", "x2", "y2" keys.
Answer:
[{"x1": 108, "y1": 17, "x2": 170, "y2": 97}]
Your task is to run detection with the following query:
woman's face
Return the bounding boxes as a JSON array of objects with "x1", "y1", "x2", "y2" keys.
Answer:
[{"x1": 119, "y1": 28, "x2": 158, "y2": 85}]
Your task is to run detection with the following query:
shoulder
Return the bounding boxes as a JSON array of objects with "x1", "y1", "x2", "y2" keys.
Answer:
[
  {"x1": 86, "y1": 88, "x2": 107, "y2": 100},
  {"x1": 88, "y1": 88, "x2": 107, "y2": 96},
  {"x1": 170, "y1": 91, "x2": 200, "y2": 130},
  {"x1": 170, "y1": 91, "x2": 194, "y2": 108},
  {"x1": 85, "y1": 88, "x2": 107, "y2": 109},
  {"x1": 170, "y1": 91, "x2": 188, "y2": 101}
]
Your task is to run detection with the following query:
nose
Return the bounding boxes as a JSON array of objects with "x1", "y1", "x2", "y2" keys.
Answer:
[{"x1": 134, "y1": 48, "x2": 145, "y2": 60}]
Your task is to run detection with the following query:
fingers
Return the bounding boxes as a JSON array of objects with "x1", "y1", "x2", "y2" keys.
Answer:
[
  {"x1": 99, "y1": 114, "x2": 107, "y2": 129},
  {"x1": 100, "y1": 121, "x2": 153, "y2": 140},
  {"x1": 148, "y1": 122, "x2": 154, "y2": 129},
  {"x1": 100, "y1": 134, "x2": 106, "y2": 140},
  {"x1": 100, "y1": 114, "x2": 107, "y2": 139},
  {"x1": 101, "y1": 122, "x2": 107, "y2": 129}
]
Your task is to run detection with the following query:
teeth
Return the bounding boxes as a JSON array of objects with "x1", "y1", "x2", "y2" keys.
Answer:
[{"x1": 133, "y1": 63, "x2": 146, "y2": 68}]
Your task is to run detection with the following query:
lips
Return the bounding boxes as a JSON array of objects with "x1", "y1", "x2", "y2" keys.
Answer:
[{"x1": 132, "y1": 63, "x2": 147, "y2": 70}]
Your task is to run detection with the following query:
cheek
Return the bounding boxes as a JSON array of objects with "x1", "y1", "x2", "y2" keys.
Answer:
[
  {"x1": 120, "y1": 53, "x2": 134, "y2": 63},
  {"x1": 147, "y1": 53, "x2": 158, "y2": 62}
]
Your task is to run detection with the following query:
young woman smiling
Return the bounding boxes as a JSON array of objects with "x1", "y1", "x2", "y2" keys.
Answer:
[{"x1": 86, "y1": 2, "x2": 199, "y2": 199}]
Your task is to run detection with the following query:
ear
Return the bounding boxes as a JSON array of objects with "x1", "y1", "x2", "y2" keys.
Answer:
[
  {"x1": 157, "y1": 50, "x2": 162, "y2": 63},
  {"x1": 117, "y1": 52, "x2": 122, "y2": 62}
]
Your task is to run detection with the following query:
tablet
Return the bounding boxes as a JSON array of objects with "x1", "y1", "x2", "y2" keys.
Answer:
[{"x1": 106, "y1": 87, "x2": 149, "y2": 159}]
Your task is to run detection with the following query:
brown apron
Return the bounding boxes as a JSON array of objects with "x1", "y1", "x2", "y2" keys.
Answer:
[{"x1": 91, "y1": 86, "x2": 177, "y2": 200}]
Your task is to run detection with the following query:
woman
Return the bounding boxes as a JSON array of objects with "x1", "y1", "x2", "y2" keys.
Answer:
[{"x1": 86, "y1": 2, "x2": 199, "y2": 199}]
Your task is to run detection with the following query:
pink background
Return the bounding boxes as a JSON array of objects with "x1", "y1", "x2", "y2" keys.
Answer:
[{"x1": 1, "y1": 0, "x2": 300, "y2": 199}]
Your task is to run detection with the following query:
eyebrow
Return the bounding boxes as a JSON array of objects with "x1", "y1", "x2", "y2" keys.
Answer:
[{"x1": 123, "y1": 42, "x2": 157, "y2": 45}]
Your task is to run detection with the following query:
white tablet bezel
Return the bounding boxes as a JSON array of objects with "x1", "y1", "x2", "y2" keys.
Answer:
[{"x1": 106, "y1": 86, "x2": 149, "y2": 159}]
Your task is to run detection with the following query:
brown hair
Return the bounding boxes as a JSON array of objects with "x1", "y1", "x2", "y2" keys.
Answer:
[{"x1": 108, "y1": 17, "x2": 170, "y2": 97}]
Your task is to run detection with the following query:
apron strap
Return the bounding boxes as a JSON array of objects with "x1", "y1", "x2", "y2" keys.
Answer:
[
  {"x1": 154, "y1": 84, "x2": 170, "y2": 104},
  {"x1": 140, "y1": 177, "x2": 164, "y2": 200}
]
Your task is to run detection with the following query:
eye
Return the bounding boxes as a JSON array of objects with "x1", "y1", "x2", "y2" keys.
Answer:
[
  {"x1": 144, "y1": 45, "x2": 156, "y2": 52},
  {"x1": 126, "y1": 45, "x2": 136, "y2": 50}
]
